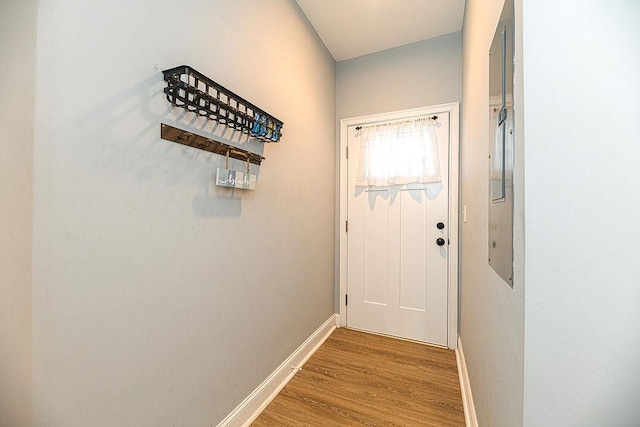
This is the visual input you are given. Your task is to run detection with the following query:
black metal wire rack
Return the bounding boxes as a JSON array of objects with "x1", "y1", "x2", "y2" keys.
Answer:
[{"x1": 163, "y1": 65, "x2": 284, "y2": 143}]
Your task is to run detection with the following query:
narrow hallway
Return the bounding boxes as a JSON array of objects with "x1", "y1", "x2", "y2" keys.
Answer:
[{"x1": 252, "y1": 328, "x2": 464, "y2": 426}]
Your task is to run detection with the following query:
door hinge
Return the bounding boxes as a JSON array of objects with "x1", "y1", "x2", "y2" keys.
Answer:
[
  {"x1": 346, "y1": 146, "x2": 349, "y2": 159},
  {"x1": 346, "y1": 220, "x2": 348, "y2": 233},
  {"x1": 345, "y1": 294, "x2": 348, "y2": 306}
]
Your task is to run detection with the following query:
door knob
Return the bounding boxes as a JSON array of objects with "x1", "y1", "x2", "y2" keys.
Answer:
[
  {"x1": 436, "y1": 222, "x2": 445, "y2": 230},
  {"x1": 436, "y1": 238, "x2": 446, "y2": 246}
]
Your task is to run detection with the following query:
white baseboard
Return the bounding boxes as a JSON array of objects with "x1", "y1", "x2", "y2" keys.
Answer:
[
  {"x1": 456, "y1": 336, "x2": 478, "y2": 427},
  {"x1": 217, "y1": 314, "x2": 338, "y2": 427}
]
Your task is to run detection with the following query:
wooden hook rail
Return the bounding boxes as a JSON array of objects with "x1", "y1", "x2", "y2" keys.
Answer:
[{"x1": 160, "y1": 123, "x2": 265, "y2": 165}]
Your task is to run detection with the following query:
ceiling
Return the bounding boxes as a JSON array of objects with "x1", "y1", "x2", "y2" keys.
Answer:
[{"x1": 295, "y1": 0, "x2": 466, "y2": 62}]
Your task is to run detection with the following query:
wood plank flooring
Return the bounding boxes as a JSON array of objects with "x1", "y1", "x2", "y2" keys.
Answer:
[{"x1": 252, "y1": 327, "x2": 465, "y2": 426}]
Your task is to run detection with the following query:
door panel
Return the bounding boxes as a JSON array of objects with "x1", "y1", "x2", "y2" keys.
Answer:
[
  {"x1": 400, "y1": 190, "x2": 427, "y2": 311},
  {"x1": 364, "y1": 190, "x2": 388, "y2": 305},
  {"x1": 347, "y1": 113, "x2": 450, "y2": 346}
]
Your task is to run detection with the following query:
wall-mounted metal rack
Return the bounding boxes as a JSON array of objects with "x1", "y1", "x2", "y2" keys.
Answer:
[
  {"x1": 161, "y1": 124, "x2": 264, "y2": 165},
  {"x1": 163, "y1": 65, "x2": 283, "y2": 143}
]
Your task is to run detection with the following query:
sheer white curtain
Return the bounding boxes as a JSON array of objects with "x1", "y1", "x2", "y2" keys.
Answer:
[{"x1": 355, "y1": 117, "x2": 441, "y2": 187}]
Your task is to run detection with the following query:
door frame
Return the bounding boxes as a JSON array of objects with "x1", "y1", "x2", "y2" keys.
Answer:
[{"x1": 338, "y1": 102, "x2": 460, "y2": 349}]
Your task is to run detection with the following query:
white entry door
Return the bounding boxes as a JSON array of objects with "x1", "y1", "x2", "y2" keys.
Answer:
[{"x1": 346, "y1": 111, "x2": 451, "y2": 346}]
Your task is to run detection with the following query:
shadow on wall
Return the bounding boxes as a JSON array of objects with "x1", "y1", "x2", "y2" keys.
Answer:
[{"x1": 75, "y1": 70, "x2": 271, "y2": 218}]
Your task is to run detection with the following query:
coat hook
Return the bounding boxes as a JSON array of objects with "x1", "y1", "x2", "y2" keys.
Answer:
[{"x1": 161, "y1": 123, "x2": 265, "y2": 166}]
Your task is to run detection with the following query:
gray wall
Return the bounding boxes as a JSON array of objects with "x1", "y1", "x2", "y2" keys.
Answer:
[
  {"x1": 0, "y1": 0, "x2": 36, "y2": 426},
  {"x1": 522, "y1": 1, "x2": 640, "y2": 425},
  {"x1": 31, "y1": 1, "x2": 336, "y2": 425},
  {"x1": 336, "y1": 33, "x2": 462, "y2": 121},
  {"x1": 460, "y1": 0, "x2": 525, "y2": 425},
  {"x1": 462, "y1": 0, "x2": 640, "y2": 425}
]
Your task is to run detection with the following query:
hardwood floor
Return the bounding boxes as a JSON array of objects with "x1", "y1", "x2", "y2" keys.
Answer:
[{"x1": 252, "y1": 327, "x2": 465, "y2": 426}]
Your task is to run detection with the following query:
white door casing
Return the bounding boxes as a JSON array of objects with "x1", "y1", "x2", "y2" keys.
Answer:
[{"x1": 338, "y1": 103, "x2": 459, "y2": 349}]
